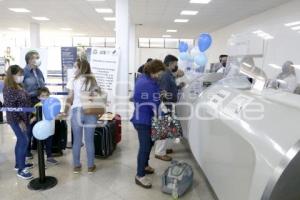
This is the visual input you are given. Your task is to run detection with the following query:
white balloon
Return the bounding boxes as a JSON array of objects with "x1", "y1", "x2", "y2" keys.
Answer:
[
  {"x1": 33, "y1": 120, "x2": 53, "y2": 140},
  {"x1": 191, "y1": 46, "x2": 200, "y2": 57}
]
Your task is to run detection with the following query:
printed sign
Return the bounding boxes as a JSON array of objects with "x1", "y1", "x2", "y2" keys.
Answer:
[{"x1": 90, "y1": 48, "x2": 119, "y2": 112}]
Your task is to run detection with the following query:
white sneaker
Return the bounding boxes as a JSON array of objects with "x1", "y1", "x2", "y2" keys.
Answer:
[{"x1": 135, "y1": 176, "x2": 152, "y2": 189}]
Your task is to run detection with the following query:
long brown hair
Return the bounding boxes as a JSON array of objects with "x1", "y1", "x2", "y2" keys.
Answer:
[
  {"x1": 4, "y1": 65, "x2": 23, "y2": 90},
  {"x1": 75, "y1": 58, "x2": 98, "y2": 91}
]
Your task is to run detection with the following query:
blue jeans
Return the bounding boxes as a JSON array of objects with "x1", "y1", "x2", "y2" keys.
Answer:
[
  {"x1": 10, "y1": 123, "x2": 30, "y2": 172},
  {"x1": 133, "y1": 124, "x2": 154, "y2": 177},
  {"x1": 71, "y1": 107, "x2": 97, "y2": 168}
]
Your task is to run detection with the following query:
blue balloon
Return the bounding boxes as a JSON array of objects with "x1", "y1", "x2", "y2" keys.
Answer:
[
  {"x1": 33, "y1": 120, "x2": 54, "y2": 140},
  {"x1": 194, "y1": 54, "x2": 208, "y2": 66},
  {"x1": 179, "y1": 52, "x2": 190, "y2": 61},
  {"x1": 198, "y1": 33, "x2": 212, "y2": 52},
  {"x1": 178, "y1": 42, "x2": 189, "y2": 52},
  {"x1": 0, "y1": 80, "x2": 4, "y2": 93},
  {"x1": 43, "y1": 97, "x2": 61, "y2": 120}
]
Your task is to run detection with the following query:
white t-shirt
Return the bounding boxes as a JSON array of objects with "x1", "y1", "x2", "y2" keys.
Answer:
[{"x1": 66, "y1": 76, "x2": 87, "y2": 109}]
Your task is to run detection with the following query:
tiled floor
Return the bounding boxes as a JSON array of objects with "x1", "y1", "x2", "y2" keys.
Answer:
[{"x1": 0, "y1": 121, "x2": 216, "y2": 200}]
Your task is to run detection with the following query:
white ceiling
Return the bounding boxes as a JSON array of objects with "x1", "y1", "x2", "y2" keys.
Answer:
[{"x1": 0, "y1": 0, "x2": 293, "y2": 38}]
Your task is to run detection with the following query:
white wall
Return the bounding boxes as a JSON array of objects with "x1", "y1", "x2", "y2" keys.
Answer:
[
  {"x1": 207, "y1": 0, "x2": 300, "y2": 81},
  {"x1": 135, "y1": 48, "x2": 179, "y2": 71}
]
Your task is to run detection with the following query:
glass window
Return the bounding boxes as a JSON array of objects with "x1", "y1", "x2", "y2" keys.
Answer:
[
  {"x1": 165, "y1": 39, "x2": 179, "y2": 49},
  {"x1": 180, "y1": 39, "x2": 194, "y2": 47},
  {"x1": 54, "y1": 36, "x2": 72, "y2": 47},
  {"x1": 73, "y1": 37, "x2": 90, "y2": 47},
  {"x1": 139, "y1": 38, "x2": 150, "y2": 48},
  {"x1": 105, "y1": 37, "x2": 116, "y2": 47},
  {"x1": 91, "y1": 37, "x2": 105, "y2": 47},
  {"x1": 150, "y1": 38, "x2": 164, "y2": 48}
]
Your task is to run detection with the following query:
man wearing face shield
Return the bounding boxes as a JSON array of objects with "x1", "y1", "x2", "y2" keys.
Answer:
[
  {"x1": 274, "y1": 61, "x2": 297, "y2": 93},
  {"x1": 23, "y1": 50, "x2": 45, "y2": 159},
  {"x1": 154, "y1": 54, "x2": 183, "y2": 162}
]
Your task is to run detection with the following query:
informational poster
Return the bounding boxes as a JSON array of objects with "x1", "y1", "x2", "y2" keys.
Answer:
[
  {"x1": 20, "y1": 48, "x2": 48, "y2": 82},
  {"x1": 0, "y1": 57, "x2": 5, "y2": 75},
  {"x1": 90, "y1": 48, "x2": 119, "y2": 112},
  {"x1": 61, "y1": 47, "x2": 77, "y2": 84}
]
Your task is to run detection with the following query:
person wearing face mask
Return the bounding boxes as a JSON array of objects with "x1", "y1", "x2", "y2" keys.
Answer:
[
  {"x1": 23, "y1": 50, "x2": 45, "y2": 159},
  {"x1": 3, "y1": 65, "x2": 33, "y2": 180},
  {"x1": 210, "y1": 55, "x2": 228, "y2": 73},
  {"x1": 131, "y1": 59, "x2": 165, "y2": 188},
  {"x1": 30, "y1": 87, "x2": 59, "y2": 165},
  {"x1": 154, "y1": 54, "x2": 181, "y2": 162}
]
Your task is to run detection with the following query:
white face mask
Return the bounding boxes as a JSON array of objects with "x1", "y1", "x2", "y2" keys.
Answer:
[
  {"x1": 14, "y1": 76, "x2": 24, "y2": 84},
  {"x1": 34, "y1": 59, "x2": 42, "y2": 67}
]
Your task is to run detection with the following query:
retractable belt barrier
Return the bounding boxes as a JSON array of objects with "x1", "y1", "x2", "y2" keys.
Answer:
[{"x1": 0, "y1": 107, "x2": 35, "y2": 112}]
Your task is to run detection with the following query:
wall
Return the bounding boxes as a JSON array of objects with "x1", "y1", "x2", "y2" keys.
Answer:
[
  {"x1": 135, "y1": 47, "x2": 179, "y2": 71},
  {"x1": 207, "y1": 0, "x2": 300, "y2": 81}
]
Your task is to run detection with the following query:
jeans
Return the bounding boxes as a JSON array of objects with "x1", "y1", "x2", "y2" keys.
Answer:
[
  {"x1": 71, "y1": 107, "x2": 97, "y2": 168},
  {"x1": 10, "y1": 123, "x2": 30, "y2": 172},
  {"x1": 133, "y1": 124, "x2": 154, "y2": 177}
]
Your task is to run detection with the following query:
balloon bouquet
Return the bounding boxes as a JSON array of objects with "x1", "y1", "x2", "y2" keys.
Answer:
[
  {"x1": 32, "y1": 97, "x2": 61, "y2": 140},
  {"x1": 178, "y1": 33, "x2": 212, "y2": 74}
]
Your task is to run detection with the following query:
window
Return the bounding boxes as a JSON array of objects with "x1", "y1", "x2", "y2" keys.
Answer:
[
  {"x1": 150, "y1": 38, "x2": 164, "y2": 48},
  {"x1": 105, "y1": 37, "x2": 116, "y2": 47},
  {"x1": 73, "y1": 37, "x2": 90, "y2": 46},
  {"x1": 91, "y1": 37, "x2": 105, "y2": 47}
]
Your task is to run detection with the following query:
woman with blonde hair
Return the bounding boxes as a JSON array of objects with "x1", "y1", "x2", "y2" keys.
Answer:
[{"x1": 63, "y1": 58, "x2": 102, "y2": 174}]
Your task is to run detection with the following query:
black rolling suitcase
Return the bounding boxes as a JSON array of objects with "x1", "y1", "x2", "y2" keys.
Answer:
[
  {"x1": 52, "y1": 120, "x2": 68, "y2": 156},
  {"x1": 94, "y1": 120, "x2": 116, "y2": 158}
]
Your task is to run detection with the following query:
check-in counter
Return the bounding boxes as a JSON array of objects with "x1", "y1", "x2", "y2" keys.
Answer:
[{"x1": 177, "y1": 81, "x2": 300, "y2": 200}]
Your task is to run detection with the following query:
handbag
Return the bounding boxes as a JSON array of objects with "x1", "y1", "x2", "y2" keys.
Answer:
[
  {"x1": 80, "y1": 91, "x2": 107, "y2": 116},
  {"x1": 151, "y1": 111, "x2": 183, "y2": 142}
]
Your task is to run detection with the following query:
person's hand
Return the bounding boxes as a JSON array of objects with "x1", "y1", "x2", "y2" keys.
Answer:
[
  {"x1": 19, "y1": 121, "x2": 27, "y2": 133},
  {"x1": 30, "y1": 117, "x2": 37, "y2": 124},
  {"x1": 57, "y1": 112, "x2": 68, "y2": 119}
]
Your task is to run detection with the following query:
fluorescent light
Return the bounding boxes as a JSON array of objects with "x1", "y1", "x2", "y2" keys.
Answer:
[
  {"x1": 253, "y1": 30, "x2": 274, "y2": 40},
  {"x1": 190, "y1": 0, "x2": 211, "y2": 4},
  {"x1": 162, "y1": 35, "x2": 171, "y2": 38},
  {"x1": 291, "y1": 26, "x2": 300, "y2": 30},
  {"x1": 269, "y1": 64, "x2": 281, "y2": 69},
  {"x1": 86, "y1": 0, "x2": 106, "y2": 1},
  {"x1": 180, "y1": 10, "x2": 198, "y2": 15},
  {"x1": 95, "y1": 8, "x2": 113, "y2": 13},
  {"x1": 292, "y1": 65, "x2": 300, "y2": 69},
  {"x1": 8, "y1": 27, "x2": 22, "y2": 31},
  {"x1": 167, "y1": 29, "x2": 177, "y2": 33},
  {"x1": 61, "y1": 28, "x2": 72, "y2": 31},
  {"x1": 104, "y1": 17, "x2": 116, "y2": 21},
  {"x1": 174, "y1": 19, "x2": 189, "y2": 23},
  {"x1": 285, "y1": 21, "x2": 300, "y2": 27},
  {"x1": 32, "y1": 17, "x2": 50, "y2": 21},
  {"x1": 9, "y1": 8, "x2": 31, "y2": 13}
]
